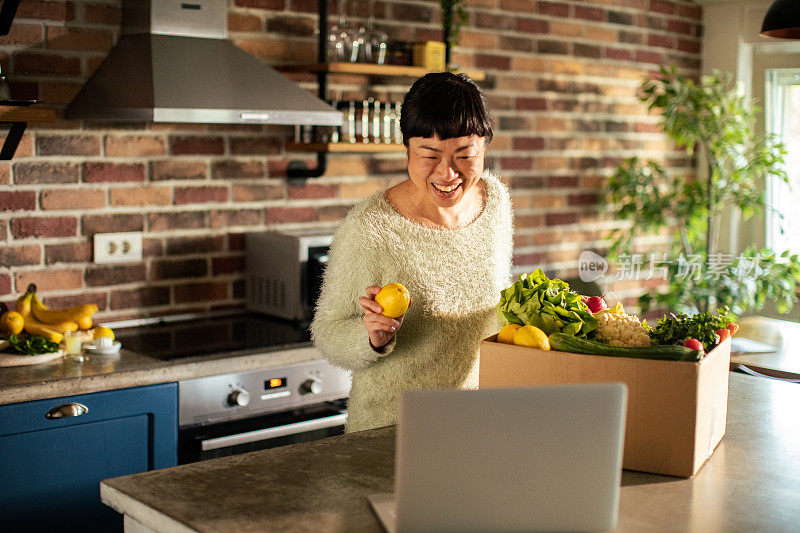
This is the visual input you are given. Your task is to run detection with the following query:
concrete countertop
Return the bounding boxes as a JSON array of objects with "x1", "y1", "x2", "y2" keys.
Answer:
[
  {"x1": 731, "y1": 316, "x2": 800, "y2": 378},
  {"x1": 104, "y1": 426, "x2": 395, "y2": 533},
  {"x1": 101, "y1": 373, "x2": 800, "y2": 532},
  {"x1": 0, "y1": 343, "x2": 321, "y2": 406}
]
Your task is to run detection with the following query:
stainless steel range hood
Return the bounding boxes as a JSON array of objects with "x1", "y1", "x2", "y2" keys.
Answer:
[{"x1": 65, "y1": 0, "x2": 341, "y2": 126}]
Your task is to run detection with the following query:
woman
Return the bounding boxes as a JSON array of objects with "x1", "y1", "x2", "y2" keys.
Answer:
[{"x1": 311, "y1": 72, "x2": 514, "y2": 432}]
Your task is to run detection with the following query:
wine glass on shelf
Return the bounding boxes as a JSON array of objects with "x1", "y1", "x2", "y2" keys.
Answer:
[
  {"x1": 364, "y1": 0, "x2": 387, "y2": 64},
  {"x1": 348, "y1": 0, "x2": 366, "y2": 63},
  {"x1": 327, "y1": 0, "x2": 355, "y2": 63}
]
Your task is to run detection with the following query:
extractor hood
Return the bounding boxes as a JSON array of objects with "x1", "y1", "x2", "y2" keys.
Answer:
[{"x1": 65, "y1": 0, "x2": 342, "y2": 126}]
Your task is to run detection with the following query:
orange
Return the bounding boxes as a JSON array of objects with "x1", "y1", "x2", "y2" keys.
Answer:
[
  {"x1": 0, "y1": 311, "x2": 24, "y2": 335},
  {"x1": 374, "y1": 283, "x2": 411, "y2": 318}
]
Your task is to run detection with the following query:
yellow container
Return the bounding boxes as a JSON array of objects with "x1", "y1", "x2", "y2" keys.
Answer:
[{"x1": 412, "y1": 41, "x2": 446, "y2": 70}]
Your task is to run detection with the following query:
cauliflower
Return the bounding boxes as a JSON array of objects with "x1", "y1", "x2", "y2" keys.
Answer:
[{"x1": 595, "y1": 312, "x2": 651, "y2": 347}]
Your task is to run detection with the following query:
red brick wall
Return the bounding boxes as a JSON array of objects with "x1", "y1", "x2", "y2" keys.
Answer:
[{"x1": 0, "y1": 0, "x2": 702, "y2": 320}]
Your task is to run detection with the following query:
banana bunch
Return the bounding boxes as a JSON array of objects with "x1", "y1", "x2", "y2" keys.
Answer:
[{"x1": 14, "y1": 284, "x2": 98, "y2": 344}]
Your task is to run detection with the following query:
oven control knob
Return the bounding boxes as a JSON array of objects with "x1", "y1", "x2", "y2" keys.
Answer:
[
  {"x1": 300, "y1": 377, "x2": 322, "y2": 395},
  {"x1": 227, "y1": 388, "x2": 250, "y2": 407}
]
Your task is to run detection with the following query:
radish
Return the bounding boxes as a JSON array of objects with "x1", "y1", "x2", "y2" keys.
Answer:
[
  {"x1": 683, "y1": 338, "x2": 704, "y2": 352},
  {"x1": 586, "y1": 296, "x2": 607, "y2": 313}
]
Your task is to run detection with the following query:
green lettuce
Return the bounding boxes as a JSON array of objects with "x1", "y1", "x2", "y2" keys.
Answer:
[{"x1": 497, "y1": 269, "x2": 598, "y2": 338}]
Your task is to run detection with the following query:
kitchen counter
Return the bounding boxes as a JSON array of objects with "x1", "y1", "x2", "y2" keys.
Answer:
[
  {"x1": 0, "y1": 312, "x2": 323, "y2": 406},
  {"x1": 101, "y1": 373, "x2": 800, "y2": 532},
  {"x1": 730, "y1": 316, "x2": 800, "y2": 378},
  {"x1": 0, "y1": 343, "x2": 321, "y2": 406}
]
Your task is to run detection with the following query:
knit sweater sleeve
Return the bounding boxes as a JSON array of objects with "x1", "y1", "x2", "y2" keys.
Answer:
[{"x1": 310, "y1": 207, "x2": 395, "y2": 371}]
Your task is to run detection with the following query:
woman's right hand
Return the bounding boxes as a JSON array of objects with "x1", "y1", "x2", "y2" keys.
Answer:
[{"x1": 359, "y1": 285, "x2": 404, "y2": 350}]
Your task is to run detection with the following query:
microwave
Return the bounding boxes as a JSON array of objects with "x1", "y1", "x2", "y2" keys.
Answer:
[{"x1": 246, "y1": 230, "x2": 333, "y2": 321}]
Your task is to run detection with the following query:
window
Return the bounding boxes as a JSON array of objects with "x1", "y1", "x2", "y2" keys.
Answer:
[{"x1": 766, "y1": 69, "x2": 800, "y2": 254}]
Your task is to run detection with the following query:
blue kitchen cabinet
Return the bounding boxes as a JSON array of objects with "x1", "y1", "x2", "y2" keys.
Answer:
[{"x1": 0, "y1": 383, "x2": 177, "y2": 532}]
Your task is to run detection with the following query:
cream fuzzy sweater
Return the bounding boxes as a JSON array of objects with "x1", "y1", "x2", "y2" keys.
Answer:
[{"x1": 311, "y1": 171, "x2": 514, "y2": 432}]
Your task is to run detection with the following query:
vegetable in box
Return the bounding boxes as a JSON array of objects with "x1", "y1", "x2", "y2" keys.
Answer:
[{"x1": 497, "y1": 269, "x2": 597, "y2": 338}]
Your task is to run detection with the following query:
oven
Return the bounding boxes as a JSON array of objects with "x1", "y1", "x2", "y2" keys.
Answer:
[
  {"x1": 177, "y1": 359, "x2": 350, "y2": 463},
  {"x1": 114, "y1": 312, "x2": 351, "y2": 465}
]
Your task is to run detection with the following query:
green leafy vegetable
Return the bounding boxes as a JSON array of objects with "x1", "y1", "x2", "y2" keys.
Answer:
[
  {"x1": 5, "y1": 333, "x2": 60, "y2": 355},
  {"x1": 648, "y1": 308, "x2": 734, "y2": 351},
  {"x1": 497, "y1": 269, "x2": 597, "y2": 338}
]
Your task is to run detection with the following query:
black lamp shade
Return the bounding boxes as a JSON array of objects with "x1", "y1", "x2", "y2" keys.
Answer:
[{"x1": 761, "y1": 0, "x2": 800, "y2": 39}]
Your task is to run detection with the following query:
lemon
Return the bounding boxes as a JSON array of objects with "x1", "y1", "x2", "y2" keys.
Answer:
[
  {"x1": 374, "y1": 283, "x2": 411, "y2": 318},
  {"x1": 77, "y1": 314, "x2": 93, "y2": 330},
  {"x1": 0, "y1": 311, "x2": 24, "y2": 335},
  {"x1": 94, "y1": 326, "x2": 115, "y2": 341},
  {"x1": 513, "y1": 325, "x2": 550, "y2": 350},
  {"x1": 497, "y1": 324, "x2": 521, "y2": 344}
]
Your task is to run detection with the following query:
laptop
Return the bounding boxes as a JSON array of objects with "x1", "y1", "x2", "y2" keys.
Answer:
[{"x1": 368, "y1": 383, "x2": 627, "y2": 532}]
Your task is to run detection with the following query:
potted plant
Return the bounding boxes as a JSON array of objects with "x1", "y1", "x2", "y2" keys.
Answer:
[
  {"x1": 607, "y1": 65, "x2": 800, "y2": 316},
  {"x1": 441, "y1": 0, "x2": 467, "y2": 68}
]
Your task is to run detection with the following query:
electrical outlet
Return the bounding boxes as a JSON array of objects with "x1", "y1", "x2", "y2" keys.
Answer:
[{"x1": 94, "y1": 232, "x2": 143, "y2": 264}]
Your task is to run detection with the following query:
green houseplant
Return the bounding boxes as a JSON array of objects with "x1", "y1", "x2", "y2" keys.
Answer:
[
  {"x1": 441, "y1": 0, "x2": 467, "y2": 67},
  {"x1": 607, "y1": 66, "x2": 800, "y2": 316}
]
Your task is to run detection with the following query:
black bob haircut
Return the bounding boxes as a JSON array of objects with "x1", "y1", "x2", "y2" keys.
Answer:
[{"x1": 400, "y1": 72, "x2": 493, "y2": 146}]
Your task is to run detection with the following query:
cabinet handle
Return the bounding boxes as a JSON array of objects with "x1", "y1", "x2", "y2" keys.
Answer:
[{"x1": 45, "y1": 403, "x2": 89, "y2": 419}]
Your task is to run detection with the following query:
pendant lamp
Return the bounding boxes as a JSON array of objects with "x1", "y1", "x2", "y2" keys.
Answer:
[{"x1": 761, "y1": 0, "x2": 800, "y2": 39}]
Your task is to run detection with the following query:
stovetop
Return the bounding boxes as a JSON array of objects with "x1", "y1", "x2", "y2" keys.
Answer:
[{"x1": 114, "y1": 312, "x2": 312, "y2": 361}]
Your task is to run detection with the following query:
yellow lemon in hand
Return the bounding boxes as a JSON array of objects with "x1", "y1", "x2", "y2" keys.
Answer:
[
  {"x1": 513, "y1": 325, "x2": 550, "y2": 350},
  {"x1": 374, "y1": 283, "x2": 411, "y2": 318},
  {"x1": 94, "y1": 326, "x2": 115, "y2": 341},
  {"x1": 497, "y1": 324, "x2": 521, "y2": 344}
]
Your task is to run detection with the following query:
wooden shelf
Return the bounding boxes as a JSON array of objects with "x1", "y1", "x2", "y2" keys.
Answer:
[
  {"x1": 286, "y1": 142, "x2": 406, "y2": 153},
  {"x1": 1, "y1": 104, "x2": 57, "y2": 159},
  {"x1": 0, "y1": 105, "x2": 56, "y2": 123},
  {"x1": 277, "y1": 63, "x2": 486, "y2": 81}
]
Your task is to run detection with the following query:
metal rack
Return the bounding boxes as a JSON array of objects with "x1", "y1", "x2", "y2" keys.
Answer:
[
  {"x1": 0, "y1": 105, "x2": 56, "y2": 160},
  {"x1": 0, "y1": 0, "x2": 20, "y2": 36},
  {"x1": 0, "y1": 0, "x2": 58, "y2": 159}
]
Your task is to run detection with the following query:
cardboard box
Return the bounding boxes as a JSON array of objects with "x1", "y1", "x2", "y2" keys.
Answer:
[
  {"x1": 412, "y1": 41, "x2": 446, "y2": 70},
  {"x1": 479, "y1": 336, "x2": 731, "y2": 478}
]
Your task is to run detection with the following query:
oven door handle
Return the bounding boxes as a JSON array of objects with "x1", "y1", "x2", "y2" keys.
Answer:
[{"x1": 200, "y1": 412, "x2": 348, "y2": 451}]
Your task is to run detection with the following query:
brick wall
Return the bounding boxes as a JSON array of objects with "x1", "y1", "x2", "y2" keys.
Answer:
[{"x1": 0, "y1": 0, "x2": 703, "y2": 320}]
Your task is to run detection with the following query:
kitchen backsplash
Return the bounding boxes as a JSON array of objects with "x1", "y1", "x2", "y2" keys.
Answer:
[{"x1": 0, "y1": 0, "x2": 703, "y2": 320}]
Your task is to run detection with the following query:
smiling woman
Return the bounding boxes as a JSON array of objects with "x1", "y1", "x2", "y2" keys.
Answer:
[
  {"x1": 311, "y1": 72, "x2": 515, "y2": 432},
  {"x1": 396, "y1": 135, "x2": 487, "y2": 229}
]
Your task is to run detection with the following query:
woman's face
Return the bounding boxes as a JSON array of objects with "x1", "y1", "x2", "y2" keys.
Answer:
[{"x1": 406, "y1": 134, "x2": 486, "y2": 209}]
